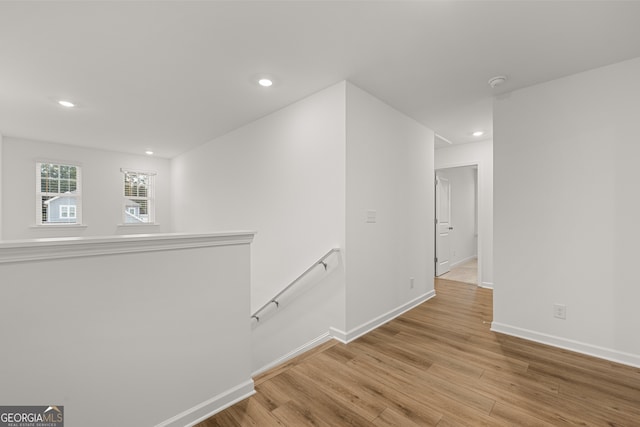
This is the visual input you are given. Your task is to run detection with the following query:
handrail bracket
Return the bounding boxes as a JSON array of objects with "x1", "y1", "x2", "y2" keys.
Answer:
[{"x1": 250, "y1": 248, "x2": 340, "y2": 322}]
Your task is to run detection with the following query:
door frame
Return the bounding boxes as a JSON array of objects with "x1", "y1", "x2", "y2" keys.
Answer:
[
  {"x1": 434, "y1": 161, "x2": 483, "y2": 287},
  {"x1": 435, "y1": 175, "x2": 452, "y2": 276}
]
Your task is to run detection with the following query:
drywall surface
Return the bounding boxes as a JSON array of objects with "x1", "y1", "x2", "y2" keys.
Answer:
[
  {"x1": 345, "y1": 82, "x2": 434, "y2": 332},
  {"x1": 0, "y1": 133, "x2": 3, "y2": 240},
  {"x1": 251, "y1": 250, "x2": 344, "y2": 374},
  {"x1": 172, "y1": 82, "x2": 347, "y2": 371},
  {"x1": 436, "y1": 166, "x2": 477, "y2": 266},
  {"x1": 1, "y1": 137, "x2": 171, "y2": 239},
  {"x1": 0, "y1": 233, "x2": 253, "y2": 427},
  {"x1": 493, "y1": 57, "x2": 640, "y2": 365},
  {"x1": 172, "y1": 82, "x2": 346, "y2": 313},
  {"x1": 435, "y1": 140, "x2": 493, "y2": 287}
]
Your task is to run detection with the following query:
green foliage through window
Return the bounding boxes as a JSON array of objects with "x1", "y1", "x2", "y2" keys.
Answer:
[
  {"x1": 123, "y1": 170, "x2": 154, "y2": 224},
  {"x1": 37, "y1": 162, "x2": 80, "y2": 224}
]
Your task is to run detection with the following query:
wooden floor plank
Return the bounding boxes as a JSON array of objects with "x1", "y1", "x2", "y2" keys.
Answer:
[
  {"x1": 371, "y1": 407, "x2": 424, "y2": 427},
  {"x1": 197, "y1": 279, "x2": 640, "y2": 426},
  {"x1": 226, "y1": 399, "x2": 284, "y2": 427},
  {"x1": 309, "y1": 350, "x2": 444, "y2": 426},
  {"x1": 271, "y1": 400, "x2": 332, "y2": 427},
  {"x1": 344, "y1": 351, "x2": 502, "y2": 424},
  {"x1": 269, "y1": 370, "x2": 374, "y2": 427},
  {"x1": 290, "y1": 360, "x2": 386, "y2": 422},
  {"x1": 253, "y1": 339, "x2": 337, "y2": 386}
]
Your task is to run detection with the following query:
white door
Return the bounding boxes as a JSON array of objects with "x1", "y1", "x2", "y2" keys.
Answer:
[{"x1": 435, "y1": 176, "x2": 452, "y2": 276}]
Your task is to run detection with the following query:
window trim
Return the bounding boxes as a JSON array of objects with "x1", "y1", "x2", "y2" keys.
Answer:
[
  {"x1": 121, "y1": 168, "x2": 156, "y2": 225},
  {"x1": 59, "y1": 205, "x2": 77, "y2": 219},
  {"x1": 35, "y1": 161, "x2": 83, "y2": 226}
]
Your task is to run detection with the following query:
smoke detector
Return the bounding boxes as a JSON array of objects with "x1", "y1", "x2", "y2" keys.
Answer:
[{"x1": 488, "y1": 75, "x2": 508, "y2": 88}]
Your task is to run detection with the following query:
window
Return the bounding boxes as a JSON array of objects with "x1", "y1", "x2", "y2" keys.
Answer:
[
  {"x1": 36, "y1": 162, "x2": 81, "y2": 225},
  {"x1": 60, "y1": 205, "x2": 77, "y2": 219},
  {"x1": 122, "y1": 169, "x2": 155, "y2": 224}
]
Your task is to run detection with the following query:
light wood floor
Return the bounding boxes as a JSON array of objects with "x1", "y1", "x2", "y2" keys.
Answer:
[
  {"x1": 197, "y1": 279, "x2": 640, "y2": 426},
  {"x1": 439, "y1": 258, "x2": 477, "y2": 285}
]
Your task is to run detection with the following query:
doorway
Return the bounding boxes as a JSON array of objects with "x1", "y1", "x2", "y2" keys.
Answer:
[{"x1": 435, "y1": 165, "x2": 478, "y2": 285}]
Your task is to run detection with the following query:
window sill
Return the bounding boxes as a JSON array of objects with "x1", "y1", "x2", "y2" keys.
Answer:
[
  {"x1": 30, "y1": 224, "x2": 88, "y2": 229},
  {"x1": 117, "y1": 223, "x2": 160, "y2": 227}
]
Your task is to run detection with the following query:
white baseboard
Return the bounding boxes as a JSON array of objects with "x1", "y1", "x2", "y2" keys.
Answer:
[
  {"x1": 251, "y1": 332, "x2": 333, "y2": 377},
  {"x1": 491, "y1": 322, "x2": 640, "y2": 369},
  {"x1": 331, "y1": 290, "x2": 436, "y2": 344},
  {"x1": 155, "y1": 379, "x2": 255, "y2": 427},
  {"x1": 251, "y1": 291, "x2": 436, "y2": 379},
  {"x1": 450, "y1": 255, "x2": 477, "y2": 269},
  {"x1": 479, "y1": 281, "x2": 493, "y2": 289}
]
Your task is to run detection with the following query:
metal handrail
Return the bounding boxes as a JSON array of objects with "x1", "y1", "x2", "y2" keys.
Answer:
[{"x1": 251, "y1": 248, "x2": 340, "y2": 322}]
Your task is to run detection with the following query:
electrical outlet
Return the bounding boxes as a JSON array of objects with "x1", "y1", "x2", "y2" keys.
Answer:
[
  {"x1": 553, "y1": 303, "x2": 567, "y2": 320},
  {"x1": 409, "y1": 277, "x2": 414, "y2": 289}
]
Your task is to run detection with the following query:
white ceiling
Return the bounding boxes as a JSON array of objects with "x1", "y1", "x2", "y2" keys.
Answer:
[{"x1": 1, "y1": 1, "x2": 640, "y2": 158}]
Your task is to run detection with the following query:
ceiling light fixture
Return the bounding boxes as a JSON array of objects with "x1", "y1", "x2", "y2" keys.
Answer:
[
  {"x1": 488, "y1": 75, "x2": 508, "y2": 88},
  {"x1": 472, "y1": 131, "x2": 484, "y2": 137},
  {"x1": 58, "y1": 100, "x2": 75, "y2": 108},
  {"x1": 258, "y1": 78, "x2": 273, "y2": 87},
  {"x1": 145, "y1": 150, "x2": 154, "y2": 155}
]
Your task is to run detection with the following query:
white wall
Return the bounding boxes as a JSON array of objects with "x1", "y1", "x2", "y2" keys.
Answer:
[
  {"x1": 1, "y1": 137, "x2": 172, "y2": 240},
  {"x1": 251, "y1": 250, "x2": 344, "y2": 374},
  {"x1": 0, "y1": 133, "x2": 3, "y2": 240},
  {"x1": 172, "y1": 82, "x2": 347, "y2": 372},
  {"x1": 436, "y1": 166, "x2": 477, "y2": 266},
  {"x1": 493, "y1": 57, "x2": 640, "y2": 367},
  {"x1": 345, "y1": 82, "x2": 434, "y2": 333},
  {"x1": 173, "y1": 81, "x2": 437, "y2": 369},
  {"x1": 435, "y1": 140, "x2": 493, "y2": 287},
  {"x1": 0, "y1": 233, "x2": 254, "y2": 427}
]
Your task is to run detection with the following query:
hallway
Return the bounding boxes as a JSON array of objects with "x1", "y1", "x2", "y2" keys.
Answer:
[
  {"x1": 438, "y1": 258, "x2": 478, "y2": 285},
  {"x1": 198, "y1": 280, "x2": 640, "y2": 426}
]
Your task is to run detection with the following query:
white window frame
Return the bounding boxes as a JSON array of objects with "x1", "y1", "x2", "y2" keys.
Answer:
[
  {"x1": 59, "y1": 205, "x2": 77, "y2": 219},
  {"x1": 121, "y1": 168, "x2": 156, "y2": 225},
  {"x1": 36, "y1": 161, "x2": 82, "y2": 226}
]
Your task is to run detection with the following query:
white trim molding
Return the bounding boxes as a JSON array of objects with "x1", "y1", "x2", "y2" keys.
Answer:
[
  {"x1": 491, "y1": 322, "x2": 640, "y2": 369},
  {"x1": 252, "y1": 291, "x2": 437, "y2": 378},
  {"x1": 29, "y1": 224, "x2": 88, "y2": 229},
  {"x1": 154, "y1": 379, "x2": 255, "y2": 427},
  {"x1": 0, "y1": 231, "x2": 256, "y2": 264},
  {"x1": 331, "y1": 290, "x2": 436, "y2": 344},
  {"x1": 435, "y1": 157, "x2": 491, "y2": 290},
  {"x1": 450, "y1": 255, "x2": 477, "y2": 269},
  {"x1": 252, "y1": 332, "x2": 334, "y2": 378},
  {"x1": 479, "y1": 282, "x2": 494, "y2": 289}
]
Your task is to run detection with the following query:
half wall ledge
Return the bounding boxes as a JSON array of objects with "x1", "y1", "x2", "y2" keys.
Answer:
[{"x1": 0, "y1": 231, "x2": 256, "y2": 264}]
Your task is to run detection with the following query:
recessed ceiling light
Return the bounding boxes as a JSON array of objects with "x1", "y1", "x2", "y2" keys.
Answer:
[
  {"x1": 258, "y1": 78, "x2": 273, "y2": 87},
  {"x1": 472, "y1": 131, "x2": 484, "y2": 137},
  {"x1": 58, "y1": 100, "x2": 75, "y2": 108},
  {"x1": 145, "y1": 150, "x2": 154, "y2": 155}
]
